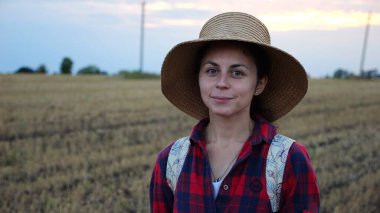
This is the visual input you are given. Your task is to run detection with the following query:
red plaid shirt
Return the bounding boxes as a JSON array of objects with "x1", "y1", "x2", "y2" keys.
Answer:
[{"x1": 150, "y1": 115, "x2": 320, "y2": 212}]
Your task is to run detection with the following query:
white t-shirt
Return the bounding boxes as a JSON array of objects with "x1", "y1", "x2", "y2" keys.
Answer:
[{"x1": 212, "y1": 180, "x2": 223, "y2": 199}]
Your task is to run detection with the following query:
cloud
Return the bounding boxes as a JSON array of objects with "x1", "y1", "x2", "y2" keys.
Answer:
[
  {"x1": 182, "y1": 0, "x2": 380, "y2": 14},
  {"x1": 261, "y1": 9, "x2": 379, "y2": 31},
  {"x1": 7, "y1": 0, "x2": 377, "y2": 31},
  {"x1": 146, "y1": 1, "x2": 209, "y2": 11},
  {"x1": 1, "y1": 1, "x2": 143, "y2": 27},
  {"x1": 146, "y1": 9, "x2": 379, "y2": 31},
  {"x1": 142, "y1": 0, "x2": 380, "y2": 31},
  {"x1": 146, "y1": 1, "x2": 173, "y2": 11}
]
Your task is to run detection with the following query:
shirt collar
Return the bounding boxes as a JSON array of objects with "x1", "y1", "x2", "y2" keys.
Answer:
[
  {"x1": 250, "y1": 114, "x2": 277, "y2": 145},
  {"x1": 189, "y1": 114, "x2": 277, "y2": 146},
  {"x1": 189, "y1": 118, "x2": 209, "y2": 145}
]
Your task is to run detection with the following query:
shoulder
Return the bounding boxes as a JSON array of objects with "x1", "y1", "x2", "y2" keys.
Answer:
[
  {"x1": 155, "y1": 141, "x2": 175, "y2": 165},
  {"x1": 271, "y1": 134, "x2": 310, "y2": 162},
  {"x1": 151, "y1": 141, "x2": 175, "y2": 178},
  {"x1": 270, "y1": 134, "x2": 315, "y2": 177},
  {"x1": 280, "y1": 140, "x2": 320, "y2": 211},
  {"x1": 288, "y1": 142, "x2": 312, "y2": 166},
  {"x1": 154, "y1": 137, "x2": 190, "y2": 171},
  {"x1": 285, "y1": 141, "x2": 316, "y2": 180}
]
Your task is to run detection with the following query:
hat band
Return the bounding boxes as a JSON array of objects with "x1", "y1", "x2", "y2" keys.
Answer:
[{"x1": 199, "y1": 34, "x2": 269, "y2": 45}]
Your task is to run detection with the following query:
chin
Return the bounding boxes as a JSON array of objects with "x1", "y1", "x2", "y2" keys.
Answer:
[
  {"x1": 208, "y1": 106, "x2": 250, "y2": 118},
  {"x1": 209, "y1": 109, "x2": 234, "y2": 117}
]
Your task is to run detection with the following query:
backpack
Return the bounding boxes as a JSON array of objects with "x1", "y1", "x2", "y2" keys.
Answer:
[{"x1": 166, "y1": 134, "x2": 294, "y2": 212}]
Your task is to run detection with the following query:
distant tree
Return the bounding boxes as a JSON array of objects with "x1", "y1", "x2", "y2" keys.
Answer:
[
  {"x1": 77, "y1": 65, "x2": 107, "y2": 75},
  {"x1": 36, "y1": 64, "x2": 48, "y2": 74},
  {"x1": 333, "y1": 68, "x2": 350, "y2": 79},
  {"x1": 60, "y1": 57, "x2": 73, "y2": 75},
  {"x1": 15, "y1": 67, "x2": 34, "y2": 74}
]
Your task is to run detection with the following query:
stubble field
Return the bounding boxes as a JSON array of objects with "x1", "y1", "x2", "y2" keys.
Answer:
[{"x1": 0, "y1": 75, "x2": 379, "y2": 212}]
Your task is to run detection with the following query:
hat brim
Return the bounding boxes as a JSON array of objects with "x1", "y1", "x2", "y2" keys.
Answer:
[{"x1": 161, "y1": 37, "x2": 308, "y2": 122}]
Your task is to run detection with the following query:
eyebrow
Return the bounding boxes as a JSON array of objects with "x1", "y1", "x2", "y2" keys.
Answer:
[
  {"x1": 203, "y1": 61, "x2": 218, "y2": 67},
  {"x1": 203, "y1": 61, "x2": 248, "y2": 69}
]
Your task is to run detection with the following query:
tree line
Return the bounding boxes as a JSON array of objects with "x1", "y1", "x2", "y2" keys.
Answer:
[
  {"x1": 13, "y1": 57, "x2": 161, "y2": 79},
  {"x1": 330, "y1": 68, "x2": 379, "y2": 79},
  {"x1": 15, "y1": 57, "x2": 107, "y2": 75}
]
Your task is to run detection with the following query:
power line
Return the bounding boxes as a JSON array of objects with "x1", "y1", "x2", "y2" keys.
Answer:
[{"x1": 359, "y1": 11, "x2": 371, "y2": 76}]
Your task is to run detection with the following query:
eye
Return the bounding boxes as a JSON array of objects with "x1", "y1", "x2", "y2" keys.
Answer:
[
  {"x1": 231, "y1": 70, "x2": 245, "y2": 78},
  {"x1": 206, "y1": 68, "x2": 218, "y2": 76}
]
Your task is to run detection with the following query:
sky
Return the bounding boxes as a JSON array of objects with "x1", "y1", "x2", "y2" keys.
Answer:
[{"x1": 0, "y1": 0, "x2": 379, "y2": 78}]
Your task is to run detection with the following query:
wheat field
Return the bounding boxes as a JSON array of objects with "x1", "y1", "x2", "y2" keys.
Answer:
[{"x1": 0, "y1": 75, "x2": 379, "y2": 212}]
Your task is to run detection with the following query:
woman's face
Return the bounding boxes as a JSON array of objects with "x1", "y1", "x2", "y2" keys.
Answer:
[{"x1": 198, "y1": 43, "x2": 267, "y2": 118}]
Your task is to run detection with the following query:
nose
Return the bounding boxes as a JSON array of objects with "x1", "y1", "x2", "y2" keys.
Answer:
[{"x1": 216, "y1": 72, "x2": 229, "y2": 89}]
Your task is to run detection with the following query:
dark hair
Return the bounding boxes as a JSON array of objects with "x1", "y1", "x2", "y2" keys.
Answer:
[
  {"x1": 196, "y1": 40, "x2": 271, "y2": 119},
  {"x1": 242, "y1": 44, "x2": 271, "y2": 81}
]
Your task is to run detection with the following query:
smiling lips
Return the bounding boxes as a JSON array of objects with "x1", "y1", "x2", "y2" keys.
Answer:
[{"x1": 210, "y1": 95, "x2": 234, "y2": 103}]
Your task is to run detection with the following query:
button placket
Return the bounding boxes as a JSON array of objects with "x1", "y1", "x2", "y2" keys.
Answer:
[
  {"x1": 223, "y1": 184, "x2": 229, "y2": 191},
  {"x1": 221, "y1": 177, "x2": 232, "y2": 192},
  {"x1": 250, "y1": 177, "x2": 263, "y2": 192}
]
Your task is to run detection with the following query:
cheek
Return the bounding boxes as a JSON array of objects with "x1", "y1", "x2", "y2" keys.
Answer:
[
  {"x1": 239, "y1": 82, "x2": 256, "y2": 101},
  {"x1": 198, "y1": 74, "x2": 208, "y2": 93},
  {"x1": 198, "y1": 75, "x2": 213, "y2": 106}
]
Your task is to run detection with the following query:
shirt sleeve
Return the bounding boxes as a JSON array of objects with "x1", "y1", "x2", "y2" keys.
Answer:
[
  {"x1": 280, "y1": 142, "x2": 320, "y2": 213},
  {"x1": 150, "y1": 144, "x2": 174, "y2": 212}
]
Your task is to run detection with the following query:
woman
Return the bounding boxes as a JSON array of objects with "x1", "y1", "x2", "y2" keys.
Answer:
[{"x1": 150, "y1": 12, "x2": 320, "y2": 212}]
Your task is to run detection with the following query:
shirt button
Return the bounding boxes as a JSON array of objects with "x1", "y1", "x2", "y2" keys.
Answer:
[{"x1": 223, "y1": 184, "x2": 229, "y2": 191}]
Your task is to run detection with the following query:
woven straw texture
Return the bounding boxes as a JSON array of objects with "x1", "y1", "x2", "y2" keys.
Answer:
[{"x1": 161, "y1": 12, "x2": 307, "y2": 122}]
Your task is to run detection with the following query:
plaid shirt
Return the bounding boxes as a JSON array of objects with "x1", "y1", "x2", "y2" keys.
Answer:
[{"x1": 150, "y1": 115, "x2": 320, "y2": 212}]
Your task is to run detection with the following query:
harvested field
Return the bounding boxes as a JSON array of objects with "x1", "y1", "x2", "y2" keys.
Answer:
[{"x1": 0, "y1": 75, "x2": 379, "y2": 212}]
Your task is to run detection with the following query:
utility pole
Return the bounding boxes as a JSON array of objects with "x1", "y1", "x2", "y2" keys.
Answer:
[
  {"x1": 139, "y1": 1, "x2": 145, "y2": 73},
  {"x1": 359, "y1": 11, "x2": 371, "y2": 77}
]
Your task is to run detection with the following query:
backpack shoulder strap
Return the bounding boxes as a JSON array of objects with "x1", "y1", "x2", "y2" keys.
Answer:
[
  {"x1": 166, "y1": 136, "x2": 191, "y2": 193},
  {"x1": 266, "y1": 134, "x2": 295, "y2": 212},
  {"x1": 166, "y1": 134, "x2": 294, "y2": 209}
]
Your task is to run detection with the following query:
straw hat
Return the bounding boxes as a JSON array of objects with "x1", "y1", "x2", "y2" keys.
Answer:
[{"x1": 161, "y1": 12, "x2": 308, "y2": 122}]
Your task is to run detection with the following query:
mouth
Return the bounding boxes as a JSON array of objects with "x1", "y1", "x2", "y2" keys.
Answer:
[
  {"x1": 210, "y1": 95, "x2": 234, "y2": 103},
  {"x1": 211, "y1": 96, "x2": 233, "y2": 100}
]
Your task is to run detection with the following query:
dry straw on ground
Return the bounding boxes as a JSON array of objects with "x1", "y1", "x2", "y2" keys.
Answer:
[{"x1": 0, "y1": 75, "x2": 379, "y2": 212}]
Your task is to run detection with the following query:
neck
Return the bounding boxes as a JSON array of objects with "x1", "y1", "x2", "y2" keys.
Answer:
[{"x1": 206, "y1": 113, "x2": 253, "y2": 147}]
